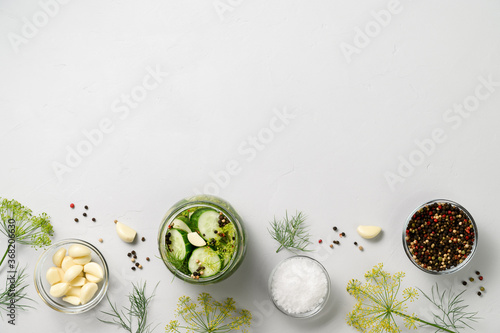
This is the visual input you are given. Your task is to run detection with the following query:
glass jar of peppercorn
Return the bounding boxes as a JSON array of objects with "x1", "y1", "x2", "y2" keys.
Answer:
[{"x1": 403, "y1": 199, "x2": 478, "y2": 275}]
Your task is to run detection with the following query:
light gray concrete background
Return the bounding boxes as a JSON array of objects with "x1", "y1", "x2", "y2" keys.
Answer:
[{"x1": 1, "y1": 0, "x2": 499, "y2": 332}]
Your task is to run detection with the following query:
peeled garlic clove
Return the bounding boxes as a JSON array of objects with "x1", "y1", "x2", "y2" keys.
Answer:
[
  {"x1": 73, "y1": 254, "x2": 92, "y2": 265},
  {"x1": 68, "y1": 244, "x2": 91, "y2": 258},
  {"x1": 46, "y1": 267, "x2": 63, "y2": 285},
  {"x1": 116, "y1": 222, "x2": 137, "y2": 243},
  {"x1": 50, "y1": 282, "x2": 70, "y2": 298},
  {"x1": 62, "y1": 296, "x2": 81, "y2": 306},
  {"x1": 52, "y1": 248, "x2": 67, "y2": 267},
  {"x1": 357, "y1": 225, "x2": 382, "y2": 239},
  {"x1": 85, "y1": 273, "x2": 102, "y2": 283},
  {"x1": 66, "y1": 286, "x2": 82, "y2": 297},
  {"x1": 64, "y1": 265, "x2": 83, "y2": 282},
  {"x1": 80, "y1": 282, "x2": 98, "y2": 304},
  {"x1": 61, "y1": 256, "x2": 75, "y2": 271},
  {"x1": 187, "y1": 232, "x2": 207, "y2": 247},
  {"x1": 84, "y1": 262, "x2": 104, "y2": 279},
  {"x1": 70, "y1": 276, "x2": 86, "y2": 287}
]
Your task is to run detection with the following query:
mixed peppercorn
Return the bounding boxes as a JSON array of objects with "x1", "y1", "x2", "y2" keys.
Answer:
[{"x1": 406, "y1": 202, "x2": 475, "y2": 272}]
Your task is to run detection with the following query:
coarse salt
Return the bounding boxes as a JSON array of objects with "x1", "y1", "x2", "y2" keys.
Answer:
[{"x1": 271, "y1": 257, "x2": 328, "y2": 315}]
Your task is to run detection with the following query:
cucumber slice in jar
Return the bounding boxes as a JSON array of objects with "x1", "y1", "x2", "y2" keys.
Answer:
[
  {"x1": 171, "y1": 216, "x2": 192, "y2": 233},
  {"x1": 166, "y1": 229, "x2": 193, "y2": 261},
  {"x1": 188, "y1": 247, "x2": 222, "y2": 277},
  {"x1": 190, "y1": 208, "x2": 222, "y2": 241}
]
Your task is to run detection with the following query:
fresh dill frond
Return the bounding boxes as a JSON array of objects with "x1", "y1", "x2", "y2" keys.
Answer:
[
  {"x1": 166, "y1": 293, "x2": 252, "y2": 333},
  {"x1": 0, "y1": 265, "x2": 35, "y2": 315},
  {"x1": 346, "y1": 263, "x2": 480, "y2": 333},
  {"x1": 418, "y1": 284, "x2": 480, "y2": 332},
  {"x1": 99, "y1": 281, "x2": 159, "y2": 333},
  {"x1": 268, "y1": 211, "x2": 311, "y2": 253},
  {"x1": 0, "y1": 198, "x2": 54, "y2": 267}
]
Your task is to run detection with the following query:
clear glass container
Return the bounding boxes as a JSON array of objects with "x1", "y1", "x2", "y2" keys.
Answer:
[
  {"x1": 403, "y1": 199, "x2": 478, "y2": 275},
  {"x1": 34, "y1": 239, "x2": 109, "y2": 314},
  {"x1": 158, "y1": 195, "x2": 246, "y2": 284},
  {"x1": 268, "y1": 255, "x2": 330, "y2": 318}
]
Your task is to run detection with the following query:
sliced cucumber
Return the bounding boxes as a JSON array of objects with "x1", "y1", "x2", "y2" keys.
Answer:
[
  {"x1": 171, "y1": 216, "x2": 192, "y2": 233},
  {"x1": 166, "y1": 229, "x2": 192, "y2": 261},
  {"x1": 190, "y1": 208, "x2": 221, "y2": 241},
  {"x1": 188, "y1": 247, "x2": 222, "y2": 277}
]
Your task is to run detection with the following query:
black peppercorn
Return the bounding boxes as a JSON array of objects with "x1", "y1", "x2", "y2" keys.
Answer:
[
  {"x1": 83, "y1": 212, "x2": 87, "y2": 217},
  {"x1": 74, "y1": 218, "x2": 79, "y2": 222}
]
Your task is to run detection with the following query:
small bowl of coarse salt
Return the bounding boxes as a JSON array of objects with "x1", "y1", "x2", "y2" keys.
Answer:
[{"x1": 268, "y1": 255, "x2": 330, "y2": 318}]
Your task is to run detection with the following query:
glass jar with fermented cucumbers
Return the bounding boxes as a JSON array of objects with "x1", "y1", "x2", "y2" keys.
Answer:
[{"x1": 158, "y1": 195, "x2": 246, "y2": 284}]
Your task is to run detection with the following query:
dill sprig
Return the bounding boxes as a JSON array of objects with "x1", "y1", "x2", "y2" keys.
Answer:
[
  {"x1": 0, "y1": 265, "x2": 35, "y2": 315},
  {"x1": 418, "y1": 284, "x2": 479, "y2": 332},
  {"x1": 268, "y1": 211, "x2": 311, "y2": 253},
  {"x1": 0, "y1": 198, "x2": 54, "y2": 267},
  {"x1": 346, "y1": 263, "x2": 479, "y2": 333},
  {"x1": 99, "y1": 281, "x2": 159, "y2": 333},
  {"x1": 166, "y1": 293, "x2": 252, "y2": 333}
]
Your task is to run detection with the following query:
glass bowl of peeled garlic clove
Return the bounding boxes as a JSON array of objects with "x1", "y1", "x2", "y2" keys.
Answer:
[{"x1": 34, "y1": 239, "x2": 109, "y2": 314}]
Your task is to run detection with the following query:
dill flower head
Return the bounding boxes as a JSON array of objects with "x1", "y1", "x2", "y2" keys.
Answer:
[
  {"x1": 0, "y1": 198, "x2": 53, "y2": 251},
  {"x1": 346, "y1": 263, "x2": 418, "y2": 333},
  {"x1": 167, "y1": 293, "x2": 251, "y2": 333}
]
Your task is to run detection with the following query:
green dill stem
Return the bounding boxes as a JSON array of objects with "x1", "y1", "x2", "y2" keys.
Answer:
[
  {"x1": 393, "y1": 311, "x2": 456, "y2": 333},
  {"x1": 0, "y1": 244, "x2": 10, "y2": 267}
]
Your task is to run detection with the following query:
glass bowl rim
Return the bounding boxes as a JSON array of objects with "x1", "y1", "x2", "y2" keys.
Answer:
[
  {"x1": 402, "y1": 199, "x2": 478, "y2": 275},
  {"x1": 33, "y1": 238, "x2": 109, "y2": 314},
  {"x1": 268, "y1": 255, "x2": 331, "y2": 318}
]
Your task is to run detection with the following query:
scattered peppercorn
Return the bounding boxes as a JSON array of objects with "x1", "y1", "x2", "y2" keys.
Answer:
[
  {"x1": 354, "y1": 242, "x2": 358, "y2": 246},
  {"x1": 131, "y1": 258, "x2": 135, "y2": 262},
  {"x1": 469, "y1": 277, "x2": 474, "y2": 282},
  {"x1": 133, "y1": 255, "x2": 137, "y2": 259},
  {"x1": 131, "y1": 250, "x2": 136, "y2": 255},
  {"x1": 92, "y1": 218, "x2": 96, "y2": 222},
  {"x1": 132, "y1": 267, "x2": 136, "y2": 271},
  {"x1": 83, "y1": 212, "x2": 87, "y2": 217},
  {"x1": 74, "y1": 218, "x2": 79, "y2": 222},
  {"x1": 480, "y1": 287, "x2": 485, "y2": 291},
  {"x1": 146, "y1": 257, "x2": 150, "y2": 261},
  {"x1": 70, "y1": 203, "x2": 75, "y2": 208},
  {"x1": 84, "y1": 205, "x2": 88, "y2": 210},
  {"x1": 141, "y1": 237, "x2": 146, "y2": 242},
  {"x1": 214, "y1": 230, "x2": 218, "y2": 234},
  {"x1": 138, "y1": 264, "x2": 142, "y2": 269},
  {"x1": 114, "y1": 220, "x2": 118, "y2": 224},
  {"x1": 333, "y1": 240, "x2": 340, "y2": 245},
  {"x1": 479, "y1": 276, "x2": 483, "y2": 281},
  {"x1": 329, "y1": 244, "x2": 333, "y2": 249},
  {"x1": 477, "y1": 292, "x2": 482, "y2": 296},
  {"x1": 127, "y1": 253, "x2": 131, "y2": 257},
  {"x1": 135, "y1": 262, "x2": 139, "y2": 267},
  {"x1": 341, "y1": 232, "x2": 346, "y2": 237},
  {"x1": 318, "y1": 239, "x2": 323, "y2": 244},
  {"x1": 98, "y1": 238, "x2": 103, "y2": 243},
  {"x1": 358, "y1": 246, "x2": 364, "y2": 251},
  {"x1": 475, "y1": 271, "x2": 480, "y2": 275},
  {"x1": 462, "y1": 281, "x2": 467, "y2": 286},
  {"x1": 333, "y1": 226, "x2": 338, "y2": 231}
]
